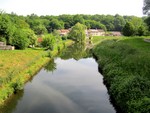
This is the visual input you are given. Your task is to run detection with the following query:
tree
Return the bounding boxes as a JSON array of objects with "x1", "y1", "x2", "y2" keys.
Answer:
[
  {"x1": 58, "y1": 15, "x2": 74, "y2": 29},
  {"x1": 114, "y1": 14, "x2": 126, "y2": 31},
  {"x1": 0, "y1": 13, "x2": 14, "y2": 44},
  {"x1": 68, "y1": 23, "x2": 86, "y2": 42},
  {"x1": 22, "y1": 29, "x2": 37, "y2": 47},
  {"x1": 26, "y1": 16, "x2": 48, "y2": 35},
  {"x1": 122, "y1": 22, "x2": 135, "y2": 36},
  {"x1": 73, "y1": 15, "x2": 85, "y2": 25},
  {"x1": 10, "y1": 29, "x2": 30, "y2": 49},
  {"x1": 48, "y1": 19, "x2": 64, "y2": 32},
  {"x1": 137, "y1": 26, "x2": 147, "y2": 36},
  {"x1": 101, "y1": 15, "x2": 115, "y2": 31},
  {"x1": 143, "y1": 0, "x2": 150, "y2": 15},
  {"x1": 41, "y1": 34, "x2": 56, "y2": 50}
]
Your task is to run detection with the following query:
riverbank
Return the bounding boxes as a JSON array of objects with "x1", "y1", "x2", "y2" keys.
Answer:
[
  {"x1": 0, "y1": 40, "x2": 73, "y2": 105},
  {"x1": 92, "y1": 36, "x2": 150, "y2": 113}
]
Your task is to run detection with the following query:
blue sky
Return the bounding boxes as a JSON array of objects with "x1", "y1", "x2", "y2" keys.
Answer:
[{"x1": 0, "y1": 0, "x2": 144, "y2": 16}]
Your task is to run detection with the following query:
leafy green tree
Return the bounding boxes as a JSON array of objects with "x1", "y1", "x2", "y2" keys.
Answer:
[
  {"x1": 137, "y1": 26, "x2": 147, "y2": 36},
  {"x1": 26, "y1": 16, "x2": 48, "y2": 35},
  {"x1": 114, "y1": 14, "x2": 126, "y2": 31},
  {"x1": 143, "y1": 0, "x2": 150, "y2": 15},
  {"x1": 48, "y1": 19, "x2": 64, "y2": 32},
  {"x1": 41, "y1": 34, "x2": 56, "y2": 50},
  {"x1": 73, "y1": 15, "x2": 85, "y2": 25},
  {"x1": 32, "y1": 24, "x2": 47, "y2": 35},
  {"x1": 58, "y1": 15, "x2": 74, "y2": 29},
  {"x1": 10, "y1": 29, "x2": 30, "y2": 49},
  {"x1": 101, "y1": 15, "x2": 115, "y2": 31},
  {"x1": 122, "y1": 22, "x2": 135, "y2": 36},
  {"x1": 68, "y1": 23, "x2": 86, "y2": 42},
  {"x1": 0, "y1": 13, "x2": 14, "y2": 44},
  {"x1": 22, "y1": 29, "x2": 37, "y2": 47}
]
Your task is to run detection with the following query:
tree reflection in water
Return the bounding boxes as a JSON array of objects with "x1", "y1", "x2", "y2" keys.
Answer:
[
  {"x1": 59, "y1": 42, "x2": 92, "y2": 60},
  {"x1": 44, "y1": 59, "x2": 56, "y2": 72},
  {"x1": 0, "y1": 90, "x2": 24, "y2": 113}
]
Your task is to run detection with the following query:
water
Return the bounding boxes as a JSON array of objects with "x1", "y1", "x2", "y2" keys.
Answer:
[{"x1": 0, "y1": 44, "x2": 116, "y2": 113}]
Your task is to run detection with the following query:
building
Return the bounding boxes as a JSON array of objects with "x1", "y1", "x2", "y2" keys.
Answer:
[
  {"x1": 87, "y1": 29, "x2": 105, "y2": 37},
  {"x1": 109, "y1": 31, "x2": 122, "y2": 36},
  {"x1": 0, "y1": 42, "x2": 14, "y2": 50},
  {"x1": 58, "y1": 29, "x2": 70, "y2": 36}
]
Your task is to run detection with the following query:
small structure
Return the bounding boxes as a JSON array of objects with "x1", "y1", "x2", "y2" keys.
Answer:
[
  {"x1": 58, "y1": 29, "x2": 70, "y2": 36},
  {"x1": 0, "y1": 42, "x2": 14, "y2": 50},
  {"x1": 109, "y1": 31, "x2": 122, "y2": 36},
  {"x1": 37, "y1": 37, "x2": 43, "y2": 43},
  {"x1": 87, "y1": 29, "x2": 105, "y2": 37}
]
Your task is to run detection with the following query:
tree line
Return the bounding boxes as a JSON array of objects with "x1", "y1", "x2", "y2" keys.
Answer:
[{"x1": 0, "y1": 11, "x2": 150, "y2": 49}]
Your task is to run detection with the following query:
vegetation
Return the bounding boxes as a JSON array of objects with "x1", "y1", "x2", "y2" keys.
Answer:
[
  {"x1": 68, "y1": 23, "x2": 86, "y2": 42},
  {"x1": 143, "y1": 0, "x2": 150, "y2": 15},
  {"x1": 0, "y1": 49, "x2": 49, "y2": 104},
  {"x1": 1, "y1": 12, "x2": 150, "y2": 49},
  {"x1": 93, "y1": 36, "x2": 150, "y2": 113},
  {"x1": 0, "y1": 9, "x2": 150, "y2": 111},
  {"x1": 122, "y1": 17, "x2": 148, "y2": 36},
  {"x1": 0, "y1": 39, "x2": 73, "y2": 104},
  {"x1": 122, "y1": 22, "x2": 135, "y2": 36}
]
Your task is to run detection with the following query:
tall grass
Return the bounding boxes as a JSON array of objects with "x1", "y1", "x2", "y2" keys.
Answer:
[
  {"x1": 0, "y1": 49, "x2": 50, "y2": 104},
  {"x1": 93, "y1": 37, "x2": 150, "y2": 113}
]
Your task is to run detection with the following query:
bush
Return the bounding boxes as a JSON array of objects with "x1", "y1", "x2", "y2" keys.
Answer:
[
  {"x1": 10, "y1": 29, "x2": 30, "y2": 49},
  {"x1": 93, "y1": 37, "x2": 150, "y2": 113}
]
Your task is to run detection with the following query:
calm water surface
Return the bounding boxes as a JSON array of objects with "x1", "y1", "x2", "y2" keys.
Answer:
[{"x1": 0, "y1": 44, "x2": 116, "y2": 113}]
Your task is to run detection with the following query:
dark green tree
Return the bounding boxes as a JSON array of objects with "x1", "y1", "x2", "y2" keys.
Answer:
[
  {"x1": 122, "y1": 22, "x2": 135, "y2": 36},
  {"x1": 0, "y1": 13, "x2": 14, "y2": 44},
  {"x1": 114, "y1": 14, "x2": 126, "y2": 31},
  {"x1": 41, "y1": 34, "x2": 56, "y2": 50},
  {"x1": 143, "y1": 0, "x2": 150, "y2": 15},
  {"x1": 48, "y1": 19, "x2": 64, "y2": 32}
]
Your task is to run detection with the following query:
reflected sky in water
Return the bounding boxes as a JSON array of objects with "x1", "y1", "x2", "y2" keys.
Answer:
[{"x1": 11, "y1": 58, "x2": 115, "y2": 113}]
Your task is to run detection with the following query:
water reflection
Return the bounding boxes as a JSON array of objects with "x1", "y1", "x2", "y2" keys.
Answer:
[
  {"x1": 0, "y1": 90, "x2": 24, "y2": 113},
  {"x1": 44, "y1": 59, "x2": 56, "y2": 72},
  {"x1": 0, "y1": 43, "x2": 116, "y2": 113},
  {"x1": 59, "y1": 42, "x2": 92, "y2": 60}
]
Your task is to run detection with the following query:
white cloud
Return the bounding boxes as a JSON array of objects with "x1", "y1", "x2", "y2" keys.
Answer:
[{"x1": 0, "y1": 0, "x2": 144, "y2": 16}]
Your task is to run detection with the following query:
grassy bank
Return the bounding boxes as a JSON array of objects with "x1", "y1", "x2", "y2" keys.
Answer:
[
  {"x1": 0, "y1": 40, "x2": 73, "y2": 104},
  {"x1": 93, "y1": 36, "x2": 150, "y2": 113},
  {"x1": 0, "y1": 48, "x2": 50, "y2": 104}
]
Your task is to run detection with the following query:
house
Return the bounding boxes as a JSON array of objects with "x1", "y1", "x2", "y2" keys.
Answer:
[
  {"x1": 58, "y1": 29, "x2": 70, "y2": 36},
  {"x1": 0, "y1": 42, "x2": 14, "y2": 50},
  {"x1": 110, "y1": 31, "x2": 122, "y2": 36},
  {"x1": 37, "y1": 37, "x2": 43, "y2": 43},
  {"x1": 87, "y1": 29, "x2": 105, "y2": 37}
]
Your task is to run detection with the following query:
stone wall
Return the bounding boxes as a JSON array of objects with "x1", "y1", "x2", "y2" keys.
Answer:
[{"x1": 0, "y1": 42, "x2": 15, "y2": 50}]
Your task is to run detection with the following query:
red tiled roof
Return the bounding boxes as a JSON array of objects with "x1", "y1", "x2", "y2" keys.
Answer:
[{"x1": 37, "y1": 37, "x2": 43, "y2": 43}]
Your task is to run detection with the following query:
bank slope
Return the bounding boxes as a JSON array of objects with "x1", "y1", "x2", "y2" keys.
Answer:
[{"x1": 93, "y1": 37, "x2": 150, "y2": 113}]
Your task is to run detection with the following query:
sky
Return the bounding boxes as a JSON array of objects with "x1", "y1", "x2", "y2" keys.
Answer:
[{"x1": 0, "y1": 0, "x2": 144, "y2": 17}]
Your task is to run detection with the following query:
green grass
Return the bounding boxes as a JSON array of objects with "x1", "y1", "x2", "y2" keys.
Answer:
[
  {"x1": 0, "y1": 48, "x2": 50, "y2": 104},
  {"x1": 93, "y1": 36, "x2": 150, "y2": 113},
  {"x1": 0, "y1": 39, "x2": 74, "y2": 104}
]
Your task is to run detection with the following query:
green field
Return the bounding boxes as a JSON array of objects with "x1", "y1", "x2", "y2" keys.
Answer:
[{"x1": 92, "y1": 36, "x2": 150, "y2": 113}]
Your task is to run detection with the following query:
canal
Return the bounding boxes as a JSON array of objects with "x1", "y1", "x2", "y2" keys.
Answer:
[{"x1": 0, "y1": 43, "x2": 116, "y2": 113}]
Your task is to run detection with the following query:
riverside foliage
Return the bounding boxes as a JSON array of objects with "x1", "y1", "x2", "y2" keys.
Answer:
[{"x1": 93, "y1": 36, "x2": 150, "y2": 113}]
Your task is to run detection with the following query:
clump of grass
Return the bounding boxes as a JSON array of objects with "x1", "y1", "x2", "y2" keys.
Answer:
[{"x1": 93, "y1": 37, "x2": 150, "y2": 113}]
